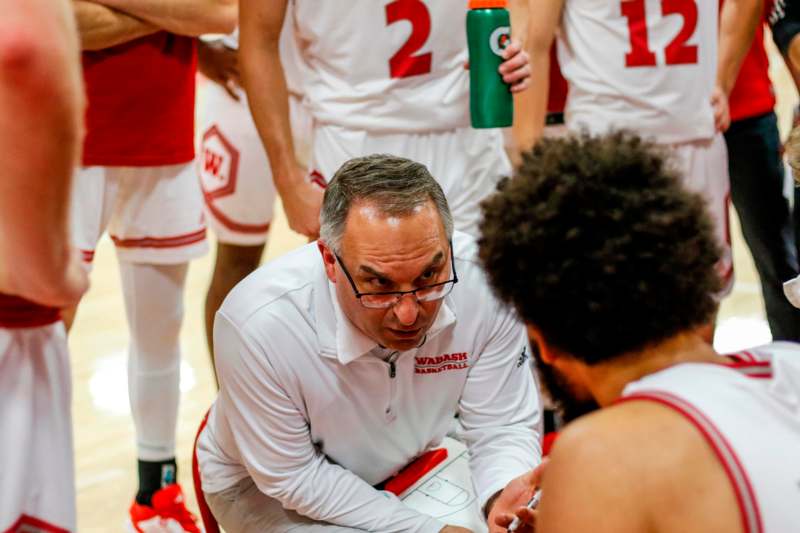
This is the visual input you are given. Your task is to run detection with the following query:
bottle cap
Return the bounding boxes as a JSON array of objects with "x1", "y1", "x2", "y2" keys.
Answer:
[{"x1": 469, "y1": 0, "x2": 507, "y2": 8}]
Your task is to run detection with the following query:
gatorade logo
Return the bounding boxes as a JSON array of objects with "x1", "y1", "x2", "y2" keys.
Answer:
[{"x1": 489, "y1": 26, "x2": 511, "y2": 57}]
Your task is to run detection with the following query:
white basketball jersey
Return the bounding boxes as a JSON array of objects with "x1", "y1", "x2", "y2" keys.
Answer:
[
  {"x1": 622, "y1": 342, "x2": 800, "y2": 532},
  {"x1": 558, "y1": 0, "x2": 718, "y2": 143},
  {"x1": 290, "y1": 0, "x2": 471, "y2": 132}
]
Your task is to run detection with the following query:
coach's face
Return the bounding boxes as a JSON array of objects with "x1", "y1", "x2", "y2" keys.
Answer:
[{"x1": 319, "y1": 199, "x2": 451, "y2": 351}]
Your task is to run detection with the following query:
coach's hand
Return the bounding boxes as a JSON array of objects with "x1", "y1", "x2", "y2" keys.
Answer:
[
  {"x1": 489, "y1": 461, "x2": 546, "y2": 533},
  {"x1": 278, "y1": 165, "x2": 324, "y2": 239}
]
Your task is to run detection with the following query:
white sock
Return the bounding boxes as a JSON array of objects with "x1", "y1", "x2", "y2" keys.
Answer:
[{"x1": 119, "y1": 261, "x2": 188, "y2": 462}]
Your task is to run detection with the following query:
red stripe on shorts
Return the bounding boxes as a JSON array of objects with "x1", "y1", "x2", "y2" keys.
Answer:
[
  {"x1": 203, "y1": 192, "x2": 271, "y2": 235},
  {"x1": 111, "y1": 228, "x2": 206, "y2": 249},
  {"x1": 3, "y1": 514, "x2": 70, "y2": 533}
]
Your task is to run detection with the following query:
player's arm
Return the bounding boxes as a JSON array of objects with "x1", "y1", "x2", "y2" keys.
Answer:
[
  {"x1": 87, "y1": 0, "x2": 236, "y2": 37},
  {"x1": 0, "y1": 0, "x2": 88, "y2": 307},
  {"x1": 717, "y1": 0, "x2": 763, "y2": 96},
  {"x1": 240, "y1": 0, "x2": 323, "y2": 238},
  {"x1": 524, "y1": 0, "x2": 564, "y2": 147},
  {"x1": 788, "y1": 34, "x2": 800, "y2": 71},
  {"x1": 508, "y1": 0, "x2": 535, "y2": 158},
  {"x1": 73, "y1": 1, "x2": 157, "y2": 51}
]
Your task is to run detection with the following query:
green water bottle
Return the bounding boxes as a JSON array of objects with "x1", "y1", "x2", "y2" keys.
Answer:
[{"x1": 467, "y1": 0, "x2": 513, "y2": 128}]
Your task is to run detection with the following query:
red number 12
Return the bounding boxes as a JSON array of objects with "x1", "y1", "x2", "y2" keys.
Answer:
[{"x1": 622, "y1": 0, "x2": 698, "y2": 68}]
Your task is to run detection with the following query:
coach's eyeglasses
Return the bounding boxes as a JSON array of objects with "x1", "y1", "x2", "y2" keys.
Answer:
[{"x1": 335, "y1": 242, "x2": 459, "y2": 309}]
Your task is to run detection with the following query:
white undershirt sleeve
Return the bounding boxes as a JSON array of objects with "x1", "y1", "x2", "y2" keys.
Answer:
[
  {"x1": 214, "y1": 311, "x2": 445, "y2": 533},
  {"x1": 456, "y1": 302, "x2": 543, "y2": 511}
]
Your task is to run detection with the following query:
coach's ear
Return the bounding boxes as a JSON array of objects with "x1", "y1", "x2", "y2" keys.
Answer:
[
  {"x1": 526, "y1": 324, "x2": 557, "y2": 364},
  {"x1": 317, "y1": 240, "x2": 338, "y2": 283}
]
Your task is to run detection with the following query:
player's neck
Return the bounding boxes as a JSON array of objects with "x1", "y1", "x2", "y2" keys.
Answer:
[{"x1": 586, "y1": 332, "x2": 724, "y2": 407}]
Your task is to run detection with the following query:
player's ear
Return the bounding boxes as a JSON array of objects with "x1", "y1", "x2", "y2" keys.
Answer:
[
  {"x1": 526, "y1": 324, "x2": 557, "y2": 364},
  {"x1": 317, "y1": 240, "x2": 338, "y2": 282}
]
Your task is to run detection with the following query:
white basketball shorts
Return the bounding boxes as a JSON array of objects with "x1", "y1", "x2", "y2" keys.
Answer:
[
  {"x1": 197, "y1": 81, "x2": 313, "y2": 246},
  {"x1": 310, "y1": 124, "x2": 511, "y2": 239},
  {"x1": 670, "y1": 134, "x2": 733, "y2": 296},
  {"x1": 71, "y1": 162, "x2": 208, "y2": 265},
  {"x1": 0, "y1": 323, "x2": 75, "y2": 532}
]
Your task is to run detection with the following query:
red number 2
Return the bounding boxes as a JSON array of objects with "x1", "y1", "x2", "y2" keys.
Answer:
[
  {"x1": 622, "y1": 0, "x2": 698, "y2": 68},
  {"x1": 385, "y1": 0, "x2": 432, "y2": 79}
]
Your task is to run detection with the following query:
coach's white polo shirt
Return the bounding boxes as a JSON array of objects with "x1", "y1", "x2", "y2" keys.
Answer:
[{"x1": 197, "y1": 232, "x2": 542, "y2": 532}]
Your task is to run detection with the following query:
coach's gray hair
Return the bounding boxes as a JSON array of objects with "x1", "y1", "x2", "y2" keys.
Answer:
[{"x1": 319, "y1": 154, "x2": 453, "y2": 253}]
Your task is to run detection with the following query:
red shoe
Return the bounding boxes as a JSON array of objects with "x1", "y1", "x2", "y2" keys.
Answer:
[{"x1": 126, "y1": 483, "x2": 203, "y2": 533}]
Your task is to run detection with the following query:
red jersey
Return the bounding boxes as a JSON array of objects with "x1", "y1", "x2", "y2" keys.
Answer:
[
  {"x1": 0, "y1": 294, "x2": 60, "y2": 328},
  {"x1": 727, "y1": 5, "x2": 775, "y2": 122},
  {"x1": 548, "y1": 46, "x2": 567, "y2": 114},
  {"x1": 82, "y1": 32, "x2": 197, "y2": 167}
]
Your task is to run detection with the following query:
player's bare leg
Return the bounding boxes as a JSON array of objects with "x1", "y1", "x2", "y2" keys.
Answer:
[{"x1": 204, "y1": 242, "x2": 264, "y2": 386}]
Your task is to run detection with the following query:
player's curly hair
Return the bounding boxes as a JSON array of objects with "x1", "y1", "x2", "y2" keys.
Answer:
[{"x1": 478, "y1": 131, "x2": 722, "y2": 364}]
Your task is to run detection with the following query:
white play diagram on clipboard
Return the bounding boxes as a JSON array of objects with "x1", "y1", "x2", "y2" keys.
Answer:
[{"x1": 399, "y1": 438, "x2": 488, "y2": 533}]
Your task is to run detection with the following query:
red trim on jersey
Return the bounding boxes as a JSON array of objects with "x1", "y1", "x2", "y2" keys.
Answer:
[
  {"x1": 741, "y1": 350, "x2": 761, "y2": 363},
  {"x1": 722, "y1": 361, "x2": 773, "y2": 379},
  {"x1": 730, "y1": 351, "x2": 755, "y2": 363},
  {"x1": 722, "y1": 351, "x2": 773, "y2": 378},
  {"x1": 80, "y1": 249, "x2": 95, "y2": 263},
  {"x1": 619, "y1": 392, "x2": 764, "y2": 533},
  {"x1": 0, "y1": 294, "x2": 60, "y2": 328},
  {"x1": 3, "y1": 514, "x2": 70, "y2": 533},
  {"x1": 203, "y1": 193, "x2": 272, "y2": 235},
  {"x1": 111, "y1": 228, "x2": 206, "y2": 249},
  {"x1": 309, "y1": 170, "x2": 328, "y2": 190}
]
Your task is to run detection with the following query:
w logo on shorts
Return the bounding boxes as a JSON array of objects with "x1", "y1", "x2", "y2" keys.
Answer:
[
  {"x1": 199, "y1": 125, "x2": 240, "y2": 200},
  {"x1": 204, "y1": 150, "x2": 224, "y2": 178}
]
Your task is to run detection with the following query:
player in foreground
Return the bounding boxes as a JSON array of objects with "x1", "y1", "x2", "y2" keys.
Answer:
[
  {"x1": 0, "y1": 0, "x2": 89, "y2": 530},
  {"x1": 479, "y1": 132, "x2": 800, "y2": 533}
]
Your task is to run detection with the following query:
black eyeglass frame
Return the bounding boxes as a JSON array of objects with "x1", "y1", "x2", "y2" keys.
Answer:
[{"x1": 334, "y1": 241, "x2": 459, "y2": 308}]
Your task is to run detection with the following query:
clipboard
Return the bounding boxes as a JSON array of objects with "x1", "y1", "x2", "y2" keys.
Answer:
[{"x1": 394, "y1": 438, "x2": 488, "y2": 532}]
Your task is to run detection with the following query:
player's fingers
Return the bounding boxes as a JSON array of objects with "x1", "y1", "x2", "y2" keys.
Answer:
[
  {"x1": 504, "y1": 64, "x2": 531, "y2": 85},
  {"x1": 510, "y1": 77, "x2": 531, "y2": 93},
  {"x1": 499, "y1": 49, "x2": 528, "y2": 75},
  {"x1": 502, "y1": 39, "x2": 523, "y2": 60}
]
